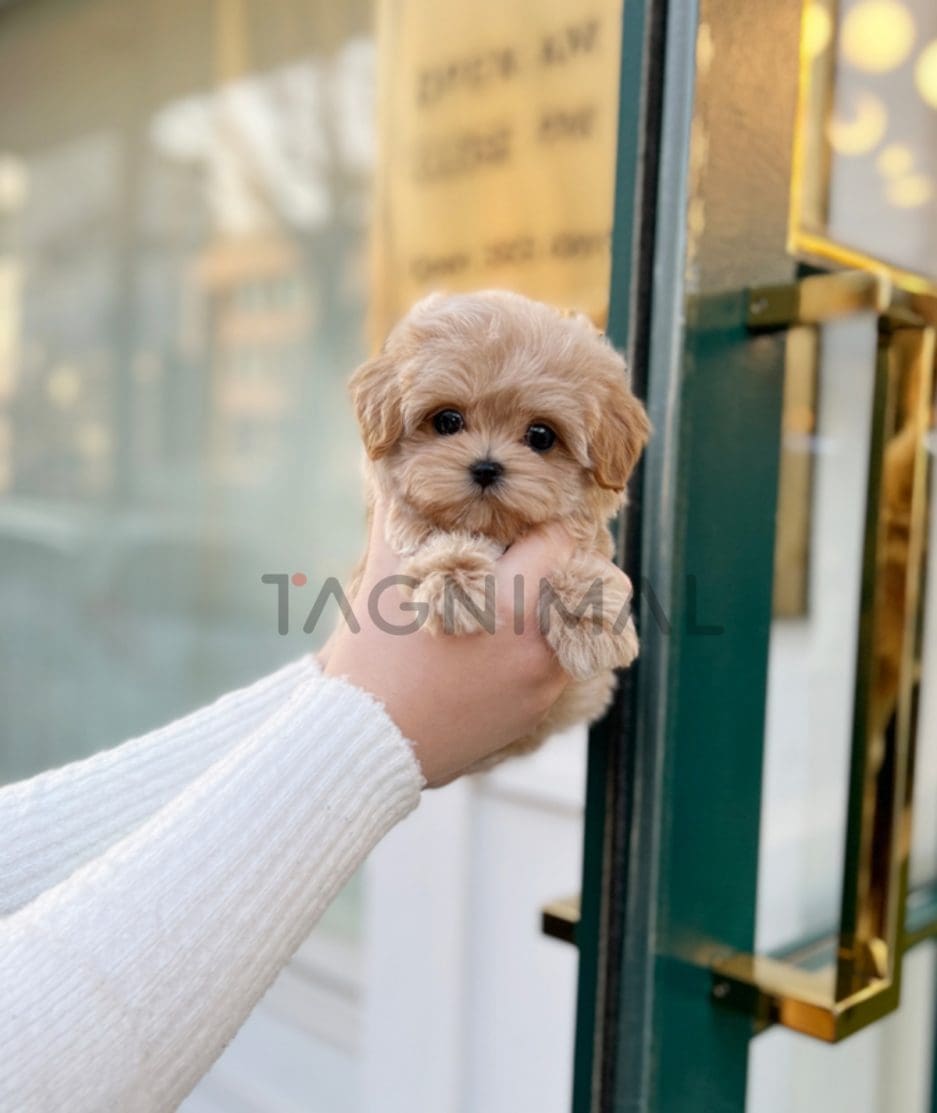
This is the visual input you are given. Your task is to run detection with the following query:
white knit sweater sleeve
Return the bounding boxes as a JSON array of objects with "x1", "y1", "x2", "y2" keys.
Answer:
[
  {"x1": 0, "y1": 672, "x2": 424, "y2": 1113},
  {"x1": 0, "y1": 655, "x2": 321, "y2": 916}
]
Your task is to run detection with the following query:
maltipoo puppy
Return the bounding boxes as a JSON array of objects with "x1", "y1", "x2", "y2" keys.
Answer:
[{"x1": 349, "y1": 289, "x2": 650, "y2": 767}]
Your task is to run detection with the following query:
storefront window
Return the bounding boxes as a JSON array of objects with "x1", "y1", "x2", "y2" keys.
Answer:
[{"x1": 0, "y1": 1, "x2": 375, "y2": 1105}]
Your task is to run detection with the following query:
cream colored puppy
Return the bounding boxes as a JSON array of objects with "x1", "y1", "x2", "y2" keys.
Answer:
[{"x1": 349, "y1": 289, "x2": 650, "y2": 766}]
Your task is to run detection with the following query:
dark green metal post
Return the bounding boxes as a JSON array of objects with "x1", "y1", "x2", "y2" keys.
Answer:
[
  {"x1": 571, "y1": 0, "x2": 667, "y2": 1106},
  {"x1": 572, "y1": 0, "x2": 804, "y2": 1109}
]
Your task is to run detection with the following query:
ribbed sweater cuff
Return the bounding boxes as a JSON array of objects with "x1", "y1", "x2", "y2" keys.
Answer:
[{"x1": 1, "y1": 672, "x2": 423, "y2": 1113}]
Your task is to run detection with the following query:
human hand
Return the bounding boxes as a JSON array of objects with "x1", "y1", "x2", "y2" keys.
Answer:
[{"x1": 321, "y1": 502, "x2": 576, "y2": 787}]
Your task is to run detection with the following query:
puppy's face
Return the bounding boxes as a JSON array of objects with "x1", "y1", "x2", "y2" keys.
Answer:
[{"x1": 350, "y1": 291, "x2": 650, "y2": 546}]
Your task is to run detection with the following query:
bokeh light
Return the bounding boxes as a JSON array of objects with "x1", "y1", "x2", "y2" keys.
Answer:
[
  {"x1": 45, "y1": 366, "x2": 82, "y2": 409},
  {"x1": 915, "y1": 39, "x2": 937, "y2": 109},
  {"x1": 876, "y1": 142, "x2": 914, "y2": 177},
  {"x1": 828, "y1": 92, "x2": 888, "y2": 154},
  {"x1": 886, "y1": 173, "x2": 934, "y2": 207},
  {"x1": 841, "y1": 0, "x2": 916, "y2": 73},
  {"x1": 0, "y1": 153, "x2": 28, "y2": 212}
]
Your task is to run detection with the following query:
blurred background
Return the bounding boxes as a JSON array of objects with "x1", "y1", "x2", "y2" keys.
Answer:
[
  {"x1": 2, "y1": 1, "x2": 937, "y2": 1112},
  {"x1": 0, "y1": 1, "x2": 594, "y2": 1111},
  {"x1": 0, "y1": 0, "x2": 375, "y2": 781}
]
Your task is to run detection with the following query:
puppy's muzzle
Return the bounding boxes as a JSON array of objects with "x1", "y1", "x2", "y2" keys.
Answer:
[{"x1": 469, "y1": 458, "x2": 504, "y2": 489}]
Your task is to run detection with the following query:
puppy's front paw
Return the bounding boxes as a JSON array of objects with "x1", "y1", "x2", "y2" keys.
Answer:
[
  {"x1": 403, "y1": 533, "x2": 502, "y2": 635},
  {"x1": 542, "y1": 554, "x2": 639, "y2": 680}
]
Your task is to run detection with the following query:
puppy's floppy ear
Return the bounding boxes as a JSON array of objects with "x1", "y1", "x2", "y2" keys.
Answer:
[
  {"x1": 349, "y1": 351, "x2": 404, "y2": 459},
  {"x1": 591, "y1": 375, "x2": 651, "y2": 491}
]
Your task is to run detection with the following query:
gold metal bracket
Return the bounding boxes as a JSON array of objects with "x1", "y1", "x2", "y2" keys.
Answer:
[
  {"x1": 747, "y1": 270, "x2": 888, "y2": 330},
  {"x1": 712, "y1": 899, "x2": 937, "y2": 1043},
  {"x1": 747, "y1": 270, "x2": 935, "y2": 333}
]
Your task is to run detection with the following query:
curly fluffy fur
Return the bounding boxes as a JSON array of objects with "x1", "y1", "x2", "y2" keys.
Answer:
[{"x1": 349, "y1": 289, "x2": 650, "y2": 769}]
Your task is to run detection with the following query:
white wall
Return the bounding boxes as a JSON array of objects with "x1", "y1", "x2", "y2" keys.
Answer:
[{"x1": 362, "y1": 727, "x2": 587, "y2": 1113}]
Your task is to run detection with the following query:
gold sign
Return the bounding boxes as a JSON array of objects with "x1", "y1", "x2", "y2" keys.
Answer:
[{"x1": 370, "y1": 0, "x2": 623, "y2": 345}]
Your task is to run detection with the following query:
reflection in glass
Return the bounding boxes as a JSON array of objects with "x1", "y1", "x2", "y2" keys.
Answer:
[
  {"x1": 0, "y1": 0, "x2": 376, "y2": 782},
  {"x1": 751, "y1": 311, "x2": 937, "y2": 1106},
  {"x1": 0, "y1": 1, "x2": 376, "y2": 1107},
  {"x1": 759, "y1": 310, "x2": 935, "y2": 953},
  {"x1": 758, "y1": 315, "x2": 878, "y2": 953}
]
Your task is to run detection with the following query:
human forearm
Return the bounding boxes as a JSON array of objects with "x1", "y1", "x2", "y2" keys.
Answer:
[
  {"x1": 0, "y1": 655, "x2": 318, "y2": 915},
  {"x1": 0, "y1": 671, "x2": 421, "y2": 1113}
]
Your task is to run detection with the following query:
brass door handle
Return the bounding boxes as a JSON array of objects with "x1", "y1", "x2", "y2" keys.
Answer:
[
  {"x1": 544, "y1": 273, "x2": 937, "y2": 1040},
  {"x1": 710, "y1": 271, "x2": 937, "y2": 1042},
  {"x1": 707, "y1": 273, "x2": 934, "y2": 1037}
]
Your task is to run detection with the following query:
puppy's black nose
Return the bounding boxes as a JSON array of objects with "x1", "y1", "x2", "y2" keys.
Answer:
[{"x1": 470, "y1": 458, "x2": 504, "y2": 489}]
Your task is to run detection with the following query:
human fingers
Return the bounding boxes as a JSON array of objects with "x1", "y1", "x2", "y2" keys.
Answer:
[
  {"x1": 496, "y1": 521, "x2": 576, "y2": 617},
  {"x1": 358, "y1": 498, "x2": 401, "y2": 590}
]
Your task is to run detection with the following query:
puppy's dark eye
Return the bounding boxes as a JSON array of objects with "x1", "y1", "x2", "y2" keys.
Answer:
[
  {"x1": 525, "y1": 423, "x2": 557, "y2": 452},
  {"x1": 432, "y1": 409, "x2": 464, "y2": 436}
]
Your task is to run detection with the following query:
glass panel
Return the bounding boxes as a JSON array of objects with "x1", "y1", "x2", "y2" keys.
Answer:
[
  {"x1": 0, "y1": 0, "x2": 375, "y2": 1106},
  {"x1": 1, "y1": 4, "x2": 617, "y2": 1111},
  {"x1": 757, "y1": 314, "x2": 878, "y2": 952},
  {"x1": 0, "y1": 0, "x2": 375, "y2": 782},
  {"x1": 793, "y1": 0, "x2": 937, "y2": 282}
]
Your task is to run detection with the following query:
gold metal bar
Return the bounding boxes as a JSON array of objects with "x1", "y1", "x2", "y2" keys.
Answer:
[
  {"x1": 747, "y1": 271, "x2": 886, "y2": 330},
  {"x1": 791, "y1": 235, "x2": 937, "y2": 304},
  {"x1": 747, "y1": 270, "x2": 937, "y2": 333},
  {"x1": 835, "y1": 326, "x2": 894, "y2": 998},
  {"x1": 712, "y1": 956, "x2": 900, "y2": 1043},
  {"x1": 787, "y1": 0, "x2": 838, "y2": 253},
  {"x1": 797, "y1": 271, "x2": 890, "y2": 323},
  {"x1": 713, "y1": 890, "x2": 937, "y2": 1043}
]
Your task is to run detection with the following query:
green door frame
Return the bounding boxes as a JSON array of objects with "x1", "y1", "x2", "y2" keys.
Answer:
[
  {"x1": 575, "y1": 0, "x2": 798, "y2": 1104},
  {"x1": 570, "y1": 0, "x2": 669, "y2": 1103},
  {"x1": 568, "y1": 0, "x2": 937, "y2": 1109}
]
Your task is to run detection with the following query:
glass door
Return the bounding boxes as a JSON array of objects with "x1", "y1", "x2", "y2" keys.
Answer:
[
  {"x1": 569, "y1": 0, "x2": 937, "y2": 1109},
  {"x1": 0, "y1": 2, "x2": 386, "y2": 1108}
]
